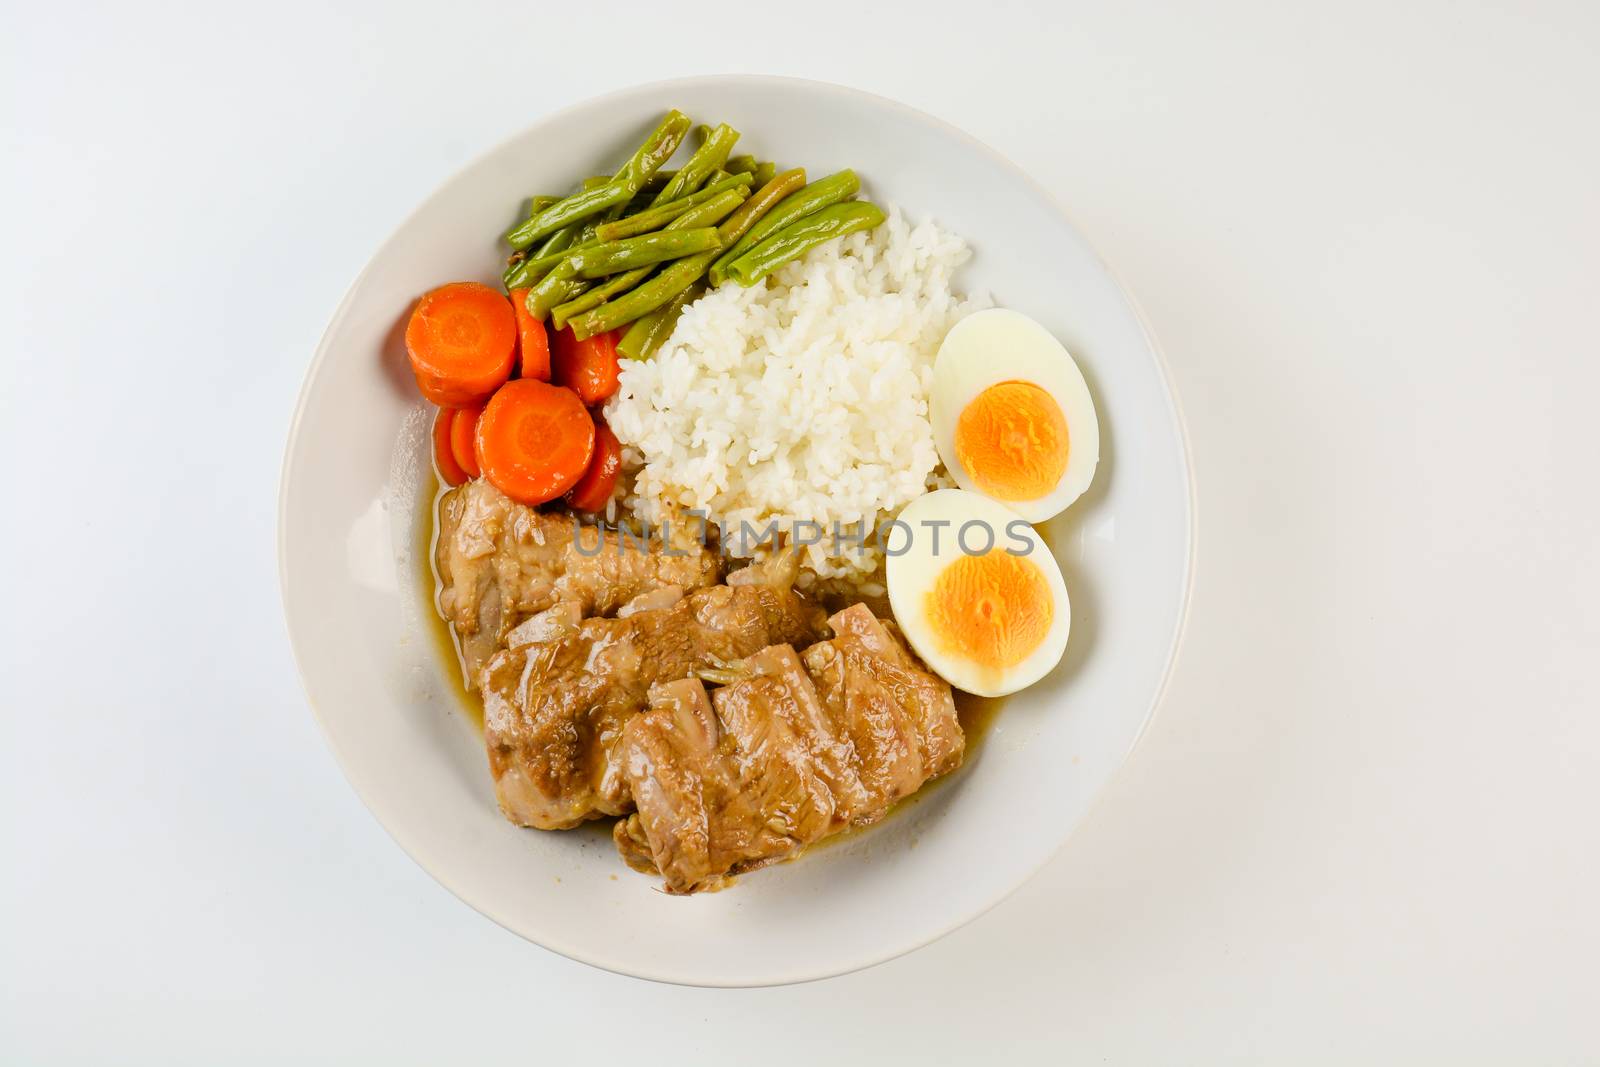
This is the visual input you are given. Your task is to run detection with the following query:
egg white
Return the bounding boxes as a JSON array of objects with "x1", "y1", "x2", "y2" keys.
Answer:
[
  {"x1": 886, "y1": 489, "x2": 1071, "y2": 697},
  {"x1": 930, "y1": 308, "x2": 1100, "y2": 523}
]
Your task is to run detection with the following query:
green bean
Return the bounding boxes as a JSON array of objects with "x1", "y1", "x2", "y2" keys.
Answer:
[
  {"x1": 518, "y1": 195, "x2": 563, "y2": 231},
  {"x1": 620, "y1": 190, "x2": 657, "y2": 216},
  {"x1": 598, "y1": 113, "x2": 692, "y2": 229},
  {"x1": 525, "y1": 179, "x2": 610, "y2": 253},
  {"x1": 653, "y1": 124, "x2": 740, "y2": 204},
  {"x1": 549, "y1": 189, "x2": 741, "y2": 327},
  {"x1": 615, "y1": 111, "x2": 692, "y2": 191},
  {"x1": 560, "y1": 176, "x2": 621, "y2": 234},
  {"x1": 549, "y1": 281, "x2": 591, "y2": 320},
  {"x1": 704, "y1": 168, "x2": 808, "y2": 284},
  {"x1": 620, "y1": 185, "x2": 746, "y2": 244},
  {"x1": 504, "y1": 219, "x2": 587, "y2": 288},
  {"x1": 569, "y1": 251, "x2": 718, "y2": 339},
  {"x1": 504, "y1": 253, "x2": 541, "y2": 290},
  {"x1": 640, "y1": 169, "x2": 678, "y2": 194},
  {"x1": 504, "y1": 114, "x2": 688, "y2": 251},
  {"x1": 725, "y1": 155, "x2": 758, "y2": 175},
  {"x1": 618, "y1": 281, "x2": 704, "y2": 360},
  {"x1": 708, "y1": 169, "x2": 752, "y2": 194},
  {"x1": 565, "y1": 174, "x2": 796, "y2": 338},
  {"x1": 562, "y1": 165, "x2": 804, "y2": 339},
  {"x1": 551, "y1": 267, "x2": 652, "y2": 330},
  {"x1": 567, "y1": 227, "x2": 722, "y2": 279},
  {"x1": 548, "y1": 282, "x2": 591, "y2": 319},
  {"x1": 723, "y1": 201, "x2": 886, "y2": 287},
  {"x1": 541, "y1": 217, "x2": 587, "y2": 255},
  {"x1": 531, "y1": 214, "x2": 607, "y2": 311},
  {"x1": 527, "y1": 260, "x2": 585, "y2": 321},
  {"x1": 502, "y1": 195, "x2": 560, "y2": 244},
  {"x1": 503, "y1": 258, "x2": 533, "y2": 290},
  {"x1": 594, "y1": 173, "x2": 753, "y2": 242},
  {"x1": 605, "y1": 190, "x2": 739, "y2": 255},
  {"x1": 617, "y1": 308, "x2": 663, "y2": 360},
  {"x1": 505, "y1": 192, "x2": 634, "y2": 287},
  {"x1": 506, "y1": 229, "x2": 587, "y2": 289},
  {"x1": 505, "y1": 180, "x2": 631, "y2": 250},
  {"x1": 751, "y1": 161, "x2": 777, "y2": 187},
  {"x1": 710, "y1": 169, "x2": 856, "y2": 282},
  {"x1": 609, "y1": 198, "x2": 690, "y2": 238},
  {"x1": 616, "y1": 316, "x2": 656, "y2": 360},
  {"x1": 540, "y1": 224, "x2": 578, "y2": 254},
  {"x1": 717, "y1": 168, "x2": 805, "y2": 240},
  {"x1": 664, "y1": 185, "x2": 748, "y2": 230}
]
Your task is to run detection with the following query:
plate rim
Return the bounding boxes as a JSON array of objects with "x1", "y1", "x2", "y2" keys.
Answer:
[{"x1": 277, "y1": 72, "x2": 1198, "y2": 987}]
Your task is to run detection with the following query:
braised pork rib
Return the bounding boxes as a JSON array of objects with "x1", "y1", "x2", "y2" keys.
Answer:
[
  {"x1": 615, "y1": 605, "x2": 964, "y2": 893},
  {"x1": 433, "y1": 485, "x2": 966, "y2": 887},
  {"x1": 435, "y1": 481, "x2": 720, "y2": 685},
  {"x1": 481, "y1": 582, "x2": 826, "y2": 829}
]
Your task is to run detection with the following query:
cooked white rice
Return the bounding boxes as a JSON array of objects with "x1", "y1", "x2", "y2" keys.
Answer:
[{"x1": 603, "y1": 205, "x2": 990, "y2": 589}]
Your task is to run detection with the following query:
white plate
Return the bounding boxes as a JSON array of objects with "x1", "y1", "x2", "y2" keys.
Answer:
[{"x1": 279, "y1": 75, "x2": 1195, "y2": 986}]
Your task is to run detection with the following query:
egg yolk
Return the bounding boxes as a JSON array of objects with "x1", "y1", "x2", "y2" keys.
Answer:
[
  {"x1": 954, "y1": 380, "x2": 1069, "y2": 502},
  {"x1": 925, "y1": 550, "x2": 1053, "y2": 671}
]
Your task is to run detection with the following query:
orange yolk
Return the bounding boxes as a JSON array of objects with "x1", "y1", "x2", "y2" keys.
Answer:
[
  {"x1": 954, "y1": 380, "x2": 1069, "y2": 502},
  {"x1": 924, "y1": 551, "x2": 1054, "y2": 671}
]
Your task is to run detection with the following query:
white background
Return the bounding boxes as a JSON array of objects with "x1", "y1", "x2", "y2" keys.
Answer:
[{"x1": 4, "y1": 1, "x2": 1597, "y2": 1062}]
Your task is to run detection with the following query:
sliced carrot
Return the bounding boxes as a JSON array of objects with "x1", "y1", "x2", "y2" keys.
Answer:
[
  {"x1": 449, "y1": 401, "x2": 484, "y2": 479},
  {"x1": 509, "y1": 288, "x2": 551, "y2": 381},
  {"x1": 432, "y1": 407, "x2": 468, "y2": 487},
  {"x1": 567, "y1": 420, "x2": 622, "y2": 512},
  {"x1": 551, "y1": 326, "x2": 622, "y2": 406},
  {"x1": 406, "y1": 282, "x2": 516, "y2": 406},
  {"x1": 475, "y1": 379, "x2": 596, "y2": 506}
]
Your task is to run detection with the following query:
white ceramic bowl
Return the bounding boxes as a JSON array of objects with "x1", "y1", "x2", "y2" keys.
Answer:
[{"x1": 279, "y1": 76, "x2": 1194, "y2": 986}]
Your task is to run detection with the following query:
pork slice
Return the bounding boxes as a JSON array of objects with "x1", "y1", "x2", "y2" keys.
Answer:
[
  {"x1": 435, "y1": 481, "x2": 721, "y2": 686},
  {"x1": 618, "y1": 672, "x2": 836, "y2": 894},
  {"x1": 482, "y1": 583, "x2": 826, "y2": 830},
  {"x1": 706, "y1": 663, "x2": 837, "y2": 871},
  {"x1": 800, "y1": 638, "x2": 927, "y2": 817},
  {"x1": 680, "y1": 583, "x2": 828, "y2": 665},
  {"x1": 706, "y1": 645, "x2": 871, "y2": 823},
  {"x1": 480, "y1": 625, "x2": 619, "y2": 830},
  {"x1": 613, "y1": 679, "x2": 737, "y2": 891},
  {"x1": 615, "y1": 605, "x2": 967, "y2": 891},
  {"x1": 801, "y1": 604, "x2": 965, "y2": 821}
]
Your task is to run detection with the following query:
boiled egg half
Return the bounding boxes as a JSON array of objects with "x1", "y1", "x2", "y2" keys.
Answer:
[
  {"x1": 886, "y1": 489, "x2": 1070, "y2": 697},
  {"x1": 930, "y1": 308, "x2": 1099, "y2": 523}
]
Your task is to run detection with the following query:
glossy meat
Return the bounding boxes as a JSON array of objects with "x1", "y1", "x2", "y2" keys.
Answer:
[
  {"x1": 707, "y1": 644, "x2": 871, "y2": 820},
  {"x1": 616, "y1": 605, "x2": 964, "y2": 893},
  {"x1": 801, "y1": 603, "x2": 964, "y2": 811},
  {"x1": 615, "y1": 675, "x2": 834, "y2": 893},
  {"x1": 482, "y1": 582, "x2": 827, "y2": 830},
  {"x1": 435, "y1": 480, "x2": 720, "y2": 686}
]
